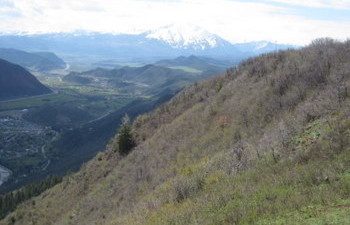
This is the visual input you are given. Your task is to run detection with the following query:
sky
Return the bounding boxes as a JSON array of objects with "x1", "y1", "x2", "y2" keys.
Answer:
[{"x1": 0, "y1": 0, "x2": 349, "y2": 45}]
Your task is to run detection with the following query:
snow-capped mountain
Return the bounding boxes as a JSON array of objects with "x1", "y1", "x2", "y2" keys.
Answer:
[
  {"x1": 0, "y1": 25, "x2": 297, "y2": 61},
  {"x1": 144, "y1": 24, "x2": 296, "y2": 54},
  {"x1": 234, "y1": 41, "x2": 296, "y2": 55},
  {"x1": 145, "y1": 24, "x2": 229, "y2": 50}
]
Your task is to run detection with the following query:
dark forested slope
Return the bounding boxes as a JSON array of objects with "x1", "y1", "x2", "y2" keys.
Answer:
[
  {"x1": 3, "y1": 39, "x2": 349, "y2": 225},
  {"x1": 0, "y1": 59, "x2": 52, "y2": 100},
  {"x1": 0, "y1": 48, "x2": 66, "y2": 72}
]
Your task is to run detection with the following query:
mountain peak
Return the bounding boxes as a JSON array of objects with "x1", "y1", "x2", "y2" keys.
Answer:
[{"x1": 145, "y1": 24, "x2": 225, "y2": 50}]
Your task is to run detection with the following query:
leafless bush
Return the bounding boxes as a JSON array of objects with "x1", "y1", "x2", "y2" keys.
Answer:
[{"x1": 173, "y1": 174, "x2": 204, "y2": 203}]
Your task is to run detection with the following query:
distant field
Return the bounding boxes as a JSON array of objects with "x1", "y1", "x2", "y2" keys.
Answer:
[
  {"x1": 0, "y1": 93, "x2": 78, "y2": 111},
  {"x1": 169, "y1": 66, "x2": 202, "y2": 73},
  {"x1": 59, "y1": 85, "x2": 123, "y2": 96},
  {"x1": 39, "y1": 74, "x2": 125, "y2": 96}
]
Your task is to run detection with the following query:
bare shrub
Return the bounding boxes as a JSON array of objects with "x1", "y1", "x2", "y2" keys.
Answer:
[{"x1": 173, "y1": 174, "x2": 204, "y2": 203}]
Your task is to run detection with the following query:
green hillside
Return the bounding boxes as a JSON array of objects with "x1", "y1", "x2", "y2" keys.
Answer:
[{"x1": 2, "y1": 39, "x2": 349, "y2": 225}]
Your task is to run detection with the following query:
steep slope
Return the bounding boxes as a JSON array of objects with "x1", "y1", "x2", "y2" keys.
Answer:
[
  {"x1": 3, "y1": 39, "x2": 349, "y2": 225},
  {"x1": 0, "y1": 59, "x2": 52, "y2": 100},
  {"x1": 0, "y1": 48, "x2": 66, "y2": 72}
]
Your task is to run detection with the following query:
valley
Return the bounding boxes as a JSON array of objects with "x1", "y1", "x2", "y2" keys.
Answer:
[
  {"x1": 0, "y1": 74, "x2": 138, "y2": 191},
  {"x1": 0, "y1": 78, "x2": 139, "y2": 191},
  {"x1": 0, "y1": 111, "x2": 57, "y2": 183},
  {"x1": 0, "y1": 54, "x2": 232, "y2": 192}
]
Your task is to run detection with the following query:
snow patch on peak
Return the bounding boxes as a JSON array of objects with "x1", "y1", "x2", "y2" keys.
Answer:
[
  {"x1": 145, "y1": 24, "x2": 222, "y2": 50},
  {"x1": 255, "y1": 41, "x2": 270, "y2": 50}
]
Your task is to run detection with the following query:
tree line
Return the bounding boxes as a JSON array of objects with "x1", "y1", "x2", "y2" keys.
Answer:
[{"x1": 0, "y1": 175, "x2": 62, "y2": 219}]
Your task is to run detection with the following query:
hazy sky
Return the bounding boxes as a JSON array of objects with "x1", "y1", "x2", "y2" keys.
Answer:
[{"x1": 0, "y1": 0, "x2": 349, "y2": 45}]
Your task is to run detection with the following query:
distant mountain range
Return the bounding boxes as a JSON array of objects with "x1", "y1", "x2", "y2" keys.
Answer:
[
  {"x1": 0, "y1": 59, "x2": 52, "y2": 100},
  {"x1": 234, "y1": 41, "x2": 297, "y2": 55},
  {"x1": 0, "y1": 48, "x2": 66, "y2": 72},
  {"x1": 0, "y1": 25, "x2": 296, "y2": 61},
  {"x1": 145, "y1": 24, "x2": 230, "y2": 50}
]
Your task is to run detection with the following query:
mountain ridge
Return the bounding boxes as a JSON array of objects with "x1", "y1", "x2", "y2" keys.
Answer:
[
  {"x1": 0, "y1": 59, "x2": 52, "y2": 100},
  {"x1": 0, "y1": 48, "x2": 66, "y2": 72},
  {"x1": 0, "y1": 26, "x2": 296, "y2": 60},
  {"x1": 145, "y1": 24, "x2": 230, "y2": 50}
]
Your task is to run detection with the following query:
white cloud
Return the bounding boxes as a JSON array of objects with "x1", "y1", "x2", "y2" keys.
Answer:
[
  {"x1": 268, "y1": 0, "x2": 350, "y2": 9},
  {"x1": 0, "y1": 0, "x2": 349, "y2": 45}
]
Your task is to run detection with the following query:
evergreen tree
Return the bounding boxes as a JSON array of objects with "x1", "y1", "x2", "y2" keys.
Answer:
[{"x1": 117, "y1": 114, "x2": 135, "y2": 156}]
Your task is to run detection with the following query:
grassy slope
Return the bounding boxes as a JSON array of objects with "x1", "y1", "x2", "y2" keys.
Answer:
[{"x1": 2, "y1": 39, "x2": 350, "y2": 225}]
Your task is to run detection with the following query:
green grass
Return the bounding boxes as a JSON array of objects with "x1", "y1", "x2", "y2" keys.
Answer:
[
  {"x1": 113, "y1": 116, "x2": 350, "y2": 225},
  {"x1": 257, "y1": 200, "x2": 350, "y2": 225},
  {"x1": 129, "y1": 152, "x2": 350, "y2": 225}
]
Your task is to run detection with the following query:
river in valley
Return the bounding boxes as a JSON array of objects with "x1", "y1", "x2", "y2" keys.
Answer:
[{"x1": 0, "y1": 165, "x2": 11, "y2": 186}]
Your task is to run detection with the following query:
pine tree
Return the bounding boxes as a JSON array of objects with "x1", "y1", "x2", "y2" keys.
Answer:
[{"x1": 117, "y1": 114, "x2": 135, "y2": 156}]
